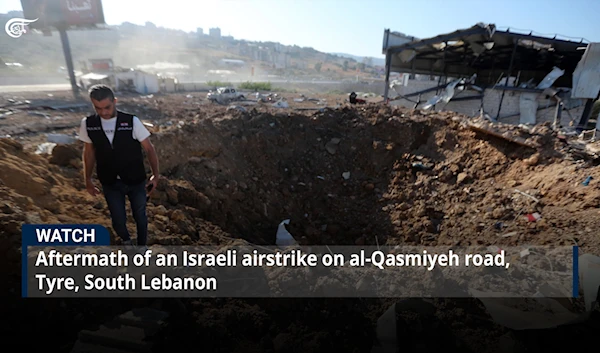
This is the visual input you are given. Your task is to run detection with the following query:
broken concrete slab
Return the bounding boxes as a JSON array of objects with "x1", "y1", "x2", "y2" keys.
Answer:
[
  {"x1": 470, "y1": 289, "x2": 588, "y2": 330},
  {"x1": 371, "y1": 299, "x2": 449, "y2": 353},
  {"x1": 371, "y1": 302, "x2": 396, "y2": 353},
  {"x1": 115, "y1": 308, "x2": 169, "y2": 335},
  {"x1": 579, "y1": 253, "x2": 600, "y2": 311}
]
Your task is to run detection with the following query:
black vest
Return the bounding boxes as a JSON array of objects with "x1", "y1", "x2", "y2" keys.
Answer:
[{"x1": 85, "y1": 111, "x2": 147, "y2": 185}]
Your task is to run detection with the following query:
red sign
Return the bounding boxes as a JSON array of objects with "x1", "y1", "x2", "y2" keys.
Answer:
[
  {"x1": 21, "y1": 0, "x2": 105, "y2": 29},
  {"x1": 60, "y1": 0, "x2": 104, "y2": 26},
  {"x1": 90, "y1": 59, "x2": 112, "y2": 70}
]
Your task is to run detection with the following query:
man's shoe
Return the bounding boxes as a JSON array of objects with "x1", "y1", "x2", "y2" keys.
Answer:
[{"x1": 118, "y1": 240, "x2": 134, "y2": 274}]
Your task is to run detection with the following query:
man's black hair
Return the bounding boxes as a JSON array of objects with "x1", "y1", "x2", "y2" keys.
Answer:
[{"x1": 89, "y1": 84, "x2": 115, "y2": 101}]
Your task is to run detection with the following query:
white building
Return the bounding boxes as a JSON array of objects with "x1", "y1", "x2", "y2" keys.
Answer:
[
  {"x1": 209, "y1": 27, "x2": 221, "y2": 38},
  {"x1": 113, "y1": 70, "x2": 160, "y2": 94}
]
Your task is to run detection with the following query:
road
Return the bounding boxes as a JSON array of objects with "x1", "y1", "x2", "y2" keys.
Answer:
[
  {"x1": 0, "y1": 79, "x2": 381, "y2": 94},
  {"x1": 0, "y1": 84, "x2": 72, "y2": 93}
]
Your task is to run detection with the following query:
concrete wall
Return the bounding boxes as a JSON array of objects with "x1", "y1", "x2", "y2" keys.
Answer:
[
  {"x1": 135, "y1": 73, "x2": 159, "y2": 94},
  {"x1": 390, "y1": 80, "x2": 586, "y2": 126},
  {"x1": 114, "y1": 71, "x2": 160, "y2": 94},
  {"x1": 159, "y1": 77, "x2": 177, "y2": 92}
]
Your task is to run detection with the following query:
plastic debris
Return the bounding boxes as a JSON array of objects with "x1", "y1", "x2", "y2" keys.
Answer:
[
  {"x1": 411, "y1": 162, "x2": 432, "y2": 170},
  {"x1": 272, "y1": 100, "x2": 289, "y2": 108},
  {"x1": 35, "y1": 142, "x2": 57, "y2": 155},
  {"x1": 525, "y1": 213, "x2": 542, "y2": 222},
  {"x1": 582, "y1": 176, "x2": 593, "y2": 186},
  {"x1": 275, "y1": 219, "x2": 297, "y2": 248},
  {"x1": 487, "y1": 245, "x2": 502, "y2": 254}
]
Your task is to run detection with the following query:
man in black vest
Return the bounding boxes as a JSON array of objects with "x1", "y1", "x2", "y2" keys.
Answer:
[{"x1": 79, "y1": 84, "x2": 160, "y2": 247}]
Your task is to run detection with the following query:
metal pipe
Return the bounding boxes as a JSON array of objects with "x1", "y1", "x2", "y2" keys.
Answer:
[
  {"x1": 496, "y1": 40, "x2": 518, "y2": 119},
  {"x1": 576, "y1": 99, "x2": 595, "y2": 131},
  {"x1": 553, "y1": 101, "x2": 563, "y2": 130},
  {"x1": 434, "y1": 43, "x2": 447, "y2": 110},
  {"x1": 58, "y1": 26, "x2": 80, "y2": 98},
  {"x1": 383, "y1": 54, "x2": 392, "y2": 102}
]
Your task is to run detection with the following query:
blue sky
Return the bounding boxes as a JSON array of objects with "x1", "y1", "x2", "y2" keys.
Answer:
[{"x1": 1, "y1": 0, "x2": 598, "y2": 58}]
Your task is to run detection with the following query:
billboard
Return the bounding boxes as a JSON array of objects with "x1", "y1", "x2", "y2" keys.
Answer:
[
  {"x1": 20, "y1": 0, "x2": 105, "y2": 29},
  {"x1": 382, "y1": 29, "x2": 417, "y2": 55}
]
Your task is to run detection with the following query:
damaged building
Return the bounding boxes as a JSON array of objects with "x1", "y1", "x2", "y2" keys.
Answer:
[
  {"x1": 382, "y1": 23, "x2": 600, "y2": 131},
  {"x1": 77, "y1": 59, "x2": 178, "y2": 94}
]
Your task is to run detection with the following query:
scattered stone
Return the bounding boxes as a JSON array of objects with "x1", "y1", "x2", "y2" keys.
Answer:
[{"x1": 456, "y1": 172, "x2": 468, "y2": 184}]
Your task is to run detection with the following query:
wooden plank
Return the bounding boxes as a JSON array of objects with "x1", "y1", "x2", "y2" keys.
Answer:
[{"x1": 467, "y1": 122, "x2": 538, "y2": 148}]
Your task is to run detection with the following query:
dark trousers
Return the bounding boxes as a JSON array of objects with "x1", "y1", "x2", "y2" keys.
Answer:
[{"x1": 102, "y1": 179, "x2": 148, "y2": 245}]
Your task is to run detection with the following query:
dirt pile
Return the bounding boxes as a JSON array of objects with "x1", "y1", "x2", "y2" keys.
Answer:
[
  {"x1": 2, "y1": 100, "x2": 600, "y2": 352},
  {"x1": 147, "y1": 105, "x2": 600, "y2": 251}
]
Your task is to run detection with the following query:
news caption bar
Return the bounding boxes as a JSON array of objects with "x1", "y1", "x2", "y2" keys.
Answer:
[{"x1": 23, "y1": 224, "x2": 579, "y2": 298}]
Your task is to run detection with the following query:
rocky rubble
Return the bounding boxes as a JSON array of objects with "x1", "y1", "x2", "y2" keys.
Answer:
[{"x1": 2, "y1": 96, "x2": 600, "y2": 352}]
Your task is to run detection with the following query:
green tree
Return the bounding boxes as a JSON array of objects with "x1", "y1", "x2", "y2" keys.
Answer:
[
  {"x1": 315, "y1": 62, "x2": 322, "y2": 72},
  {"x1": 343, "y1": 60, "x2": 348, "y2": 71}
]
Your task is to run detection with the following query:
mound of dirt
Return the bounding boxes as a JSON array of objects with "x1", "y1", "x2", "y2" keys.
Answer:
[
  {"x1": 147, "y1": 105, "x2": 600, "y2": 252},
  {"x1": 2, "y1": 100, "x2": 600, "y2": 352}
]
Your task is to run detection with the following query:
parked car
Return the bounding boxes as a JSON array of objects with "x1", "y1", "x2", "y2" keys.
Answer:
[{"x1": 207, "y1": 87, "x2": 245, "y2": 103}]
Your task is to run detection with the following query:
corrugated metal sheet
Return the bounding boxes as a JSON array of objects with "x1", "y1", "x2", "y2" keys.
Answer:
[
  {"x1": 572, "y1": 43, "x2": 600, "y2": 99},
  {"x1": 382, "y1": 29, "x2": 417, "y2": 54},
  {"x1": 519, "y1": 93, "x2": 538, "y2": 124}
]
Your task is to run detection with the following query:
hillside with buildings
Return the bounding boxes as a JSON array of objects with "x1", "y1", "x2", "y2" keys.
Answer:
[{"x1": 0, "y1": 11, "x2": 384, "y2": 83}]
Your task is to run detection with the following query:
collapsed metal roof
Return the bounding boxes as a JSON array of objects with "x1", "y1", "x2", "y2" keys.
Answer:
[{"x1": 384, "y1": 23, "x2": 589, "y2": 87}]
